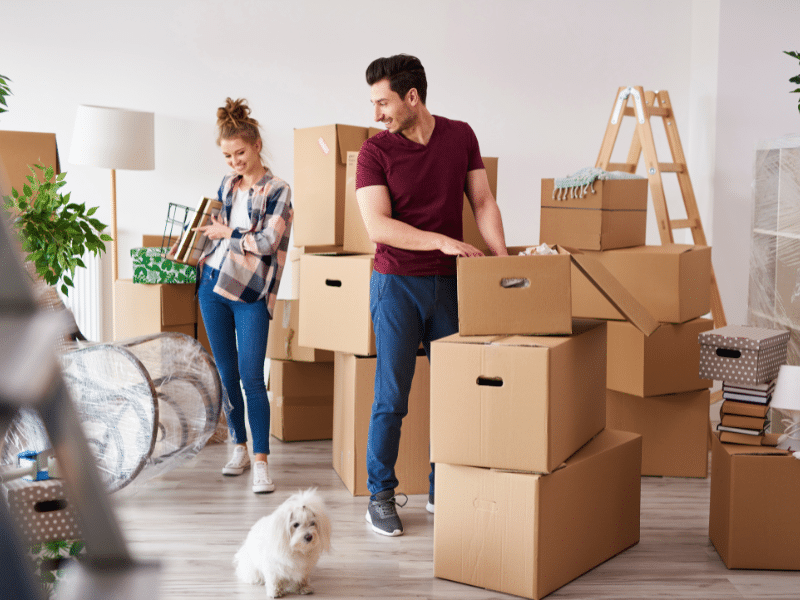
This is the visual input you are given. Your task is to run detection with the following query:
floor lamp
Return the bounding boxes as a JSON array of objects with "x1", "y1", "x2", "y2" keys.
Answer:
[{"x1": 68, "y1": 106, "x2": 155, "y2": 338}]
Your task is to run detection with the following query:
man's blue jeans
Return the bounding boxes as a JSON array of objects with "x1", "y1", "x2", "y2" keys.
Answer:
[
  {"x1": 198, "y1": 266, "x2": 271, "y2": 455},
  {"x1": 366, "y1": 272, "x2": 459, "y2": 499}
]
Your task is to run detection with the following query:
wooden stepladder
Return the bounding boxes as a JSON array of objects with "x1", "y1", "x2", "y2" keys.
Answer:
[{"x1": 595, "y1": 86, "x2": 727, "y2": 329}]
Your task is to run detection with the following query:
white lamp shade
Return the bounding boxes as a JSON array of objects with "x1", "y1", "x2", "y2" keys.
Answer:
[
  {"x1": 69, "y1": 105, "x2": 155, "y2": 170},
  {"x1": 770, "y1": 364, "x2": 800, "y2": 412}
]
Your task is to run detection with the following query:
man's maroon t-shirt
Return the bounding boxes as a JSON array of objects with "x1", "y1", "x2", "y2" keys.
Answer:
[{"x1": 355, "y1": 115, "x2": 484, "y2": 276}]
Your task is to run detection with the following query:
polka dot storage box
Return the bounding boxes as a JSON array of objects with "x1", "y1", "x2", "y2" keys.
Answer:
[
  {"x1": 3, "y1": 478, "x2": 83, "y2": 545},
  {"x1": 698, "y1": 325, "x2": 790, "y2": 385}
]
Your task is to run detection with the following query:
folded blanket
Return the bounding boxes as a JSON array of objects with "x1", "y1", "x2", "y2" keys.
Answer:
[{"x1": 553, "y1": 167, "x2": 645, "y2": 200}]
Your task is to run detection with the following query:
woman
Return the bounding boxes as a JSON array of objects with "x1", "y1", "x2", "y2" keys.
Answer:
[{"x1": 196, "y1": 97, "x2": 292, "y2": 493}]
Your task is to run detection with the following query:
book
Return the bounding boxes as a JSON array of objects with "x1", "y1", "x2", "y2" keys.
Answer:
[
  {"x1": 174, "y1": 197, "x2": 222, "y2": 266},
  {"x1": 722, "y1": 381, "x2": 775, "y2": 396},
  {"x1": 717, "y1": 424, "x2": 766, "y2": 436},
  {"x1": 719, "y1": 413, "x2": 769, "y2": 430},
  {"x1": 720, "y1": 399, "x2": 770, "y2": 418},
  {"x1": 721, "y1": 390, "x2": 772, "y2": 405},
  {"x1": 719, "y1": 430, "x2": 780, "y2": 446}
]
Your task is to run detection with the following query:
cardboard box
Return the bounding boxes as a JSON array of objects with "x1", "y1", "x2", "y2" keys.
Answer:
[
  {"x1": 607, "y1": 318, "x2": 714, "y2": 396},
  {"x1": 0, "y1": 130, "x2": 60, "y2": 198},
  {"x1": 698, "y1": 325, "x2": 790, "y2": 385},
  {"x1": 293, "y1": 124, "x2": 380, "y2": 247},
  {"x1": 433, "y1": 429, "x2": 642, "y2": 600},
  {"x1": 343, "y1": 152, "x2": 500, "y2": 256},
  {"x1": 571, "y1": 244, "x2": 711, "y2": 323},
  {"x1": 298, "y1": 253, "x2": 375, "y2": 356},
  {"x1": 113, "y1": 279, "x2": 196, "y2": 341},
  {"x1": 332, "y1": 351, "x2": 431, "y2": 496},
  {"x1": 457, "y1": 246, "x2": 658, "y2": 336},
  {"x1": 267, "y1": 299, "x2": 334, "y2": 362},
  {"x1": 430, "y1": 320, "x2": 607, "y2": 473},
  {"x1": 269, "y1": 360, "x2": 334, "y2": 441},
  {"x1": 540, "y1": 177, "x2": 648, "y2": 251},
  {"x1": 709, "y1": 433, "x2": 800, "y2": 569},
  {"x1": 131, "y1": 246, "x2": 196, "y2": 284},
  {"x1": 4, "y1": 479, "x2": 82, "y2": 545},
  {"x1": 606, "y1": 389, "x2": 710, "y2": 478}
]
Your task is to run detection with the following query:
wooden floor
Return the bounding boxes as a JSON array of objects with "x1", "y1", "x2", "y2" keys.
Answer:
[{"x1": 113, "y1": 437, "x2": 800, "y2": 600}]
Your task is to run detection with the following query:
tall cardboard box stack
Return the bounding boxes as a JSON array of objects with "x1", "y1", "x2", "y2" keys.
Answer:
[
  {"x1": 698, "y1": 325, "x2": 800, "y2": 570},
  {"x1": 431, "y1": 247, "x2": 646, "y2": 599},
  {"x1": 570, "y1": 243, "x2": 715, "y2": 478}
]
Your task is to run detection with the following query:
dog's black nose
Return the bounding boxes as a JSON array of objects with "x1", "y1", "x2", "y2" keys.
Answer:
[{"x1": 305, "y1": 534, "x2": 313, "y2": 543}]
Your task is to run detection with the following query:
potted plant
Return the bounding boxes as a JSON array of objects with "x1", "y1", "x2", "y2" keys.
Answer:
[{"x1": 3, "y1": 164, "x2": 111, "y2": 296}]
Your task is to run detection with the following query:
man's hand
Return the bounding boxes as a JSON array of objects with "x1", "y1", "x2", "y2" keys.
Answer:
[{"x1": 438, "y1": 237, "x2": 484, "y2": 257}]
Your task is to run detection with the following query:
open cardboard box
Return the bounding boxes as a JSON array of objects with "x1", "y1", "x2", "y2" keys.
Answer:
[
  {"x1": 457, "y1": 245, "x2": 659, "y2": 336},
  {"x1": 571, "y1": 244, "x2": 711, "y2": 324},
  {"x1": 430, "y1": 319, "x2": 607, "y2": 474},
  {"x1": 709, "y1": 433, "x2": 800, "y2": 570},
  {"x1": 434, "y1": 428, "x2": 642, "y2": 600}
]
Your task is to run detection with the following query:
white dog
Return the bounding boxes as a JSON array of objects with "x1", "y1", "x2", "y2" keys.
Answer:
[{"x1": 234, "y1": 488, "x2": 331, "y2": 598}]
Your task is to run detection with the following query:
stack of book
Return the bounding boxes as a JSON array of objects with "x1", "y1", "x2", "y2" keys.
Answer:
[{"x1": 717, "y1": 380, "x2": 779, "y2": 446}]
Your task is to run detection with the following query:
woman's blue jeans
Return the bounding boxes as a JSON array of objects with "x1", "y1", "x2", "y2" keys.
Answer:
[
  {"x1": 366, "y1": 272, "x2": 459, "y2": 499},
  {"x1": 198, "y1": 266, "x2": 271, "y2": 455}
]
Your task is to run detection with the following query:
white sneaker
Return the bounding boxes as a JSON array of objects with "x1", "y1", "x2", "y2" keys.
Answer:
[
  {"x1": 222, "y1": 445, "x2": 250, "y2": 476},
  {"x1": 252, "y1": 461, "x2": 275, "y2": 494}
]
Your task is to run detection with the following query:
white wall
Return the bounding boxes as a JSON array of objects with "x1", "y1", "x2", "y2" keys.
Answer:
[
  {"x1": 0, "y1": 0, "x2": 729, "y2": 340},
  {"x1": 714, "y1": 0, "x2": 800, "y2": 327}
]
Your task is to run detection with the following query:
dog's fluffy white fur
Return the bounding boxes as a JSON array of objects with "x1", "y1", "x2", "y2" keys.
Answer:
[{"x1": 234, "y1": 488, "x2": 331, "y2": 598}]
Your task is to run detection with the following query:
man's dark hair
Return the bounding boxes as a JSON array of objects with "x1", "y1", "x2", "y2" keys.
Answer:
[{"x1": 366, "y1": 54, "x2": 427, "y2": 105}]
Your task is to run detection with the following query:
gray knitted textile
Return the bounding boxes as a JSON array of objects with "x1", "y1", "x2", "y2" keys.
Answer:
[{"x1": 553, "y1": 167, "x2": 645, "y2": 200}]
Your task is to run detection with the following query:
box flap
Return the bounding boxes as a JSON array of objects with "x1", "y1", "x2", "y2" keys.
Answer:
[{"x1": 565, "y1": 248, "x2": 658, "y2": 336}]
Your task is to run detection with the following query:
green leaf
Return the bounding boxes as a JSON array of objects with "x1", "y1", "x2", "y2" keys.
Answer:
[
  {"x1": 784, "y1": 50, "x2": 800, "y2": 60},
  {"x1": 60, "y1": 282, "x2": 69, "y2": 296},
  {"x1": 100, "y1": 233, "x2": 113, "y2": 242},
  {"x1": 790, "y1": 75, "x2": 800, "y2": 84},
  {"x1": 56, "y1": 172, "x2": 67, "y2": 181},
  {"x1": 87, "y1": 205, "x2": 98, "y2": 216},
  {"x1": 45, "y1": 165, "x2": 54, "y2": 181}
]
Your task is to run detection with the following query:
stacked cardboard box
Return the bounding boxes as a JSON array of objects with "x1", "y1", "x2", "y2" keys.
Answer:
[
  {"x1": 572, "y1": 243, "x2": 715, "y2": 477},
  {"x1": 430, "y1": 247, "x2": 646, "y2": 599}
]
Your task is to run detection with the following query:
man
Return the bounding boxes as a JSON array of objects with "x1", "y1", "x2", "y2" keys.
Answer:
[{"x1": 356, "y1": 54, "x2": 508, "y2": 537}]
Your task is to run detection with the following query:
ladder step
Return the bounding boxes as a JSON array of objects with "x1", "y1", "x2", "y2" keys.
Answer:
[
  {"x1": 606, "y1": 162, "x2": 637, "y2": 173},
  {"x1": 670, "y1": 218, "x2": 696, "y2": 230},
  {"x1": 622, "y1": 106, "x2": 670, "y2": 118},
  {"x1": 657, "y1": 162, "x2": 684, "y2": 173}
]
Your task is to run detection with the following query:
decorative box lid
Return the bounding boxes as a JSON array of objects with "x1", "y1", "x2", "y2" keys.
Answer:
[{"x1": 698, "y1": 325, "x2": 790, "y2": 351}]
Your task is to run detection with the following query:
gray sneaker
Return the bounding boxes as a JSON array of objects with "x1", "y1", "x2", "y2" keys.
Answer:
[
  {"x1": 426, "y1": 492, "x2": 434, "y2": 514},
  {"x1": 365, "y1": 490, "x2": 408, "y2": 537}
]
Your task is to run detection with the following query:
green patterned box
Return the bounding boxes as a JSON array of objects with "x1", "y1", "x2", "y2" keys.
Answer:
[{"x1": 131, "y1": 247, "x2": 197, "y2": 284}]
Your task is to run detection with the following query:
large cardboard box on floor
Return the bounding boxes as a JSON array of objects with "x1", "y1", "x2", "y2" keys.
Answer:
[
  {"x1": 293, "y1": 124, "x2": 381, "y2": 247},
  {"x1": 540, "y1": 177, "x2": 648, "y2": 251},
  {"x1": 113, "y1": 279, "x2": 196, "y2": 340},
  {"x1": 298, "y1": 253, "x2": 375, "y2": 356},
  {"x1": 709, "y1": 433, "x2": 800, "y2": 570},
  {"x1": 332, "y1": 351, "x2": 430, "y2": 496},
  {"x1": 606, "y1": 389, "x2": 710, "y2": 478},
  {"x1": 430, "y1": 320, "x2": 607, "y2": 473},
  {"x1": 571, "y1": 244, "x2": 711, "y2": 323},
  {"x1": 267, "y1": 299, "x2": 333, "y2": 362},
  {"x1": 457, "y1": 246, "x2": 658, "y2": 337},
  {"x1": 434, "y1": 429, "x2": 642, "y2": 600},
  {"x1": 343, "y1": 152, "x2": 500, "y2": 255},
  {"x1": 607, "y1": 318, "x2": 714, "y2": 396},
  {"x1": 269, "y1": 359, "x2": 334, "y2": 442}
]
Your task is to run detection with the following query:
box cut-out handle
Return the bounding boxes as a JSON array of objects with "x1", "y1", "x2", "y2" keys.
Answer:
[
  {"x1": 35, "y1": 499, "x2": 68, "y2": 513},
  {"x1": 716, "y1": 348, "x2": 741, "y2": 359},
  {"x1": 325, "y1": 279, "x2": 342, "y2": 288},
  {"x1": 477, "y1": 376, "x2": 504, "y2": 387},
  {"x1": 500, "y1": 278, "x2": 529, "y2": 289}
]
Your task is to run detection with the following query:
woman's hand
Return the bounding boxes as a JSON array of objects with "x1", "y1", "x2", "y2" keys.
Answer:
[{"x1": 195, "y1": 214, "x2": 232, "y2": 240}]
